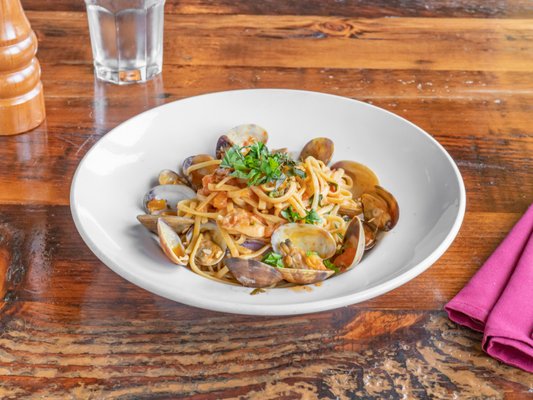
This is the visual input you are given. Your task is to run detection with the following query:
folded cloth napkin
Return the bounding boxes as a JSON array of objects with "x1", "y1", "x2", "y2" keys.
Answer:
[
  {"x1": 482, "y1": 231, "x2": 533, "y2": 372},
  {"x1": 445, "y1": 203, "x2": 533, "y2": 373}
]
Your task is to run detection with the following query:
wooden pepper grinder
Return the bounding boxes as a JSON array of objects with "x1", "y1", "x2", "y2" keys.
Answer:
[{"x1": 0, "y1": 0, "x2": 45, "y2": 135}]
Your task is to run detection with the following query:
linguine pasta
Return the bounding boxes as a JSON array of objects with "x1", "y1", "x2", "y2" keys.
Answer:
[
  {"x1": 177, "y1": 155, "x2": 360, "y2": 285},
  {"x1": 139, "y1": 127, "x2": 398, "y2": 289}
]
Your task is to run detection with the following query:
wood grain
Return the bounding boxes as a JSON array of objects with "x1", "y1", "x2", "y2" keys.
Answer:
[
  {"x1": 30, "y1": 13, "x2": 533, "y2": 72},
  {"x1": 19, "y1": 0, "x2": 533, "y2": 18},
  {"x1": 0, "y1": 0, "x2": 532, "y2": 398}
]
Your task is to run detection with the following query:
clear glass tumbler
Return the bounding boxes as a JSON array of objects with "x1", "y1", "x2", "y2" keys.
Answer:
[{"x1": 84, "y1": 0, "x2": 165, "y2": 84}]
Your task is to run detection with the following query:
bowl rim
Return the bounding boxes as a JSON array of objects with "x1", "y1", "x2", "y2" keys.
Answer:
[{"x1": 70, "y1": 88, "x2": 466, "y2": 315}]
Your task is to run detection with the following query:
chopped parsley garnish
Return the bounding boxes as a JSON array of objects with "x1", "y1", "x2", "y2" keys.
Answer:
[
  {"x1": 288, "y1": 167, "x2": 307, "y2": 179},
  {"x1": 281, "y1": 206, "x2": 322, "y2": 224},
  {"x1": 304, "y1": 209, "x2": 322, "y2": 224},
  {"x1": 220, "y1": 142, "x2": 300, "y2": 186},
  {"x1": 280, "y1": 206, "x2": 302, "y2": 222},
  {"x1": 262, "y1": 251, "x2": 284, "y2": 268},
  {"x1": 323, "y1": 259, "x2": 339, "y2": 273}
]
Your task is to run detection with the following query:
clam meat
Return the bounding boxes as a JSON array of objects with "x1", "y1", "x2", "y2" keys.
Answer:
[
  {"x1": 143, "y1": 184, "x2": 196, "y2": 215},
  {"x1": 186, "y1": 222, "x2": 227, "y2": 266},
  {"x1": 270, "y1": 223, "x2": 338, "y2": 284},
  {"x1": 271, "y1": 223, "x2": 336, "y2": 260},
  {"x1": 182, "y1": 154, "x2": 218, "y2": 190},
  {"x1": 333, "y1": 216, "x2": 365, "y2": 272},
  {"x1": 361, "y1": 185, "x2": 399, "y2": 231}
]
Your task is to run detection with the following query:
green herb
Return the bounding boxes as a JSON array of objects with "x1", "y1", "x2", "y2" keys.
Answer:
[
  {"x1": 303, "y1": 209, "x2": 322, "y2": 224},
  {"x1": 281, "y1": 206, "x2": 302, "y2": 222},
  {"x1": 281, "y1": 206, "x2": 322, "y2": 224},
  {"x1": 262, "y1": 251, "x2": 284, "y2": 268},
  {"x1": 220, "y1": 142, "x2": 294, "y2": 187},
  {"x1": 288, "y1": 167, "x2": 306, "y2": 179},
  {"x1": 250, "y1": 288, "x2": 266, "y2": 295},
  {"x1": 306, "y1": 250, "x2": 318, "y2": 257},
  {"x1": 323, "y1": 259, "x2": 339, "y2": 273},
  {"x1": 221, "y1": 145, "x2": 246, "y2": 170}
]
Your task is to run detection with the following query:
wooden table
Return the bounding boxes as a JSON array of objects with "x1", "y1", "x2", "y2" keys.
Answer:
[{"x1": 1, "y1": 1, "x2": 532, "y2": 398}]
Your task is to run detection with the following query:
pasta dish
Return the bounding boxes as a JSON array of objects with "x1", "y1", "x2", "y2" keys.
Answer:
[{"x1": 138, "y1": 124, "x2": 399, "y2": 289}]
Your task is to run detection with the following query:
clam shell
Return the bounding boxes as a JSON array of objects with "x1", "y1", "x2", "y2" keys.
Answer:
[
  {"x1": 225, "y1": 258, "x2": 283, "y2": 288},
  {"x1": 215, "y1": 135, "x2": 233, "y2": 159},
  {"x1": 279, "y1": 268, "x2": 334, "y2": 284},
  {"x1": 361, "y1": 185, "x2": 399, "y2": 232},
  {"x1": 157, "y1": 219, "x2": 188, "y2": 265},
  {"x1": 182, "y1": 154, "x2": 217, "y2": 190},
  {"x1": 374, "y1": 185, "x2": 399, "y2": 231},
  {"x1": 299, "y1": 137, "x2": 334, "y2": 165},
  {"x1": 331, "y1": 160, "x2": 379, "y2": 199},
  {"x1": 143, "y1": 184, "x2": 196, "y2": 215},
  {"x1": 137, "y1": 215, "x2": 194, "y2": 234},
  {"x1": 158, "y1": 169, "x2": 187, "y2": 185},
  {"x1": 186, "y1": 222, "x2": 227, "y2": 266},
  {"x1": 271, "y1": 223, "x2": 336, "y2": 259},
  {"x1": 226, "y1": 124, "x2": 268, "y2": 147},
  {"x1": 333, "y1": 216, "x2": 365, "y2": 272},
  {"x1": 363, "y1": 220, "x2": 378, "y2": 250},
  {"x1": 215, "y1": 124, "x2": 269, "y2": 159}
]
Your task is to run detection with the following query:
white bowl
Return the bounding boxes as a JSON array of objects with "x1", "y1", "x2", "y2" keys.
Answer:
[{"x1": 71, "y1": 89, "x2": 465, "y2": 315}]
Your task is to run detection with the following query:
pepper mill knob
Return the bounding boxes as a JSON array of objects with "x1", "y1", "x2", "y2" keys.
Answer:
[{"x1": 0, "y1": 0, "x2": 45, "y2": 135}]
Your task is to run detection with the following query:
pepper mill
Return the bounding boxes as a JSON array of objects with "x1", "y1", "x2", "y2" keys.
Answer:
[{"x1": 0, "y1": 0, "x2": 45, "y2": 135}]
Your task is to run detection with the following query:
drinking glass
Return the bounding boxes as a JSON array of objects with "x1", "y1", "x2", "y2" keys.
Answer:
[{"x1": 84, "y1": 0, "x2": 165, "y2": 84}]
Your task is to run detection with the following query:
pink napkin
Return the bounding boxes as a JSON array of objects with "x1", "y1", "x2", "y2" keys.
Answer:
[{"x1": 445, "y1": 203, "x2": 533, "y2": 373}]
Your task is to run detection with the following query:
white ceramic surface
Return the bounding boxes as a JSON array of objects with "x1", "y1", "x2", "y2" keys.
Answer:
[{"x1": 70, "y1": 89, "x2": 465, "y2": 316}]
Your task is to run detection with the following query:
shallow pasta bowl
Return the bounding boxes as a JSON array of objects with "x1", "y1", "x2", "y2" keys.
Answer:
[{"x1": 70, "y1": 89, "x2": 465, "y2": 315}]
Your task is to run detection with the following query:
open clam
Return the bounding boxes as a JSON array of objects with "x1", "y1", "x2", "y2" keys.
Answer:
[
  {"x1": 225, "y1": 258, "x2": 283, "y2": 288},
  {"x1": 299, "y1": 137, "x2": 334, "y2": 165},
  {"x1": 137, "y1": 215, "x2": 194, "y2": 234},
  {"x1": 182, "y1": 154, "x2": 218, "y2": 190},
  {"x1": 279, "y1": 268, "x2": 334, "y2": 285},
  {"x1": 271, "y1": 223, "x2": 337, "y2": 284},
  {"x1": 158, "y1": 169, "x2": 188, "y2": 186},
  {"x1": 331, "y1": 160, "x2": 379, "y2": 199},
  {"x1": 271, "y1": 223, "x2": 336, "y2": 259},
  {"x1": 157, "y1": 219, "x2": 188, "y2": 265},
  {"x1": 143, "y1": 184, "x2": 196, "y2": 215},
  {"x1": 215, "y1": 124, "x2": 268, "y2": 158},
  {"x1": 363, "y1": 220, "x2": 378, "y2": 250},
  {"x1": 186, "y1": 222, "x2": 227, "y2": 266},
  {"x1": 333, "y1": 216, "x2": 365, "y2": 272},
  {"x1": 361, "y1": 185, "x2": 399, "y2": 231}
]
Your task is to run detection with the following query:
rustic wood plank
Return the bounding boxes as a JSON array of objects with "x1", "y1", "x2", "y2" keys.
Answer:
[
  {"x1": 28, "y1": 13, "x2": 533, "y2": 72},
  {"x1": 2, "y1": 1, "x2": 532, "y2": 398},
  {"x1": 20, "y1": 0, "x2": 533, "y2": 18},
  {"x1": 0, "y1": 304, "x2": 531, "y2": 398},
  {"x1": 40, "y1": 65, "x2": 533, "y2": 101}
]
